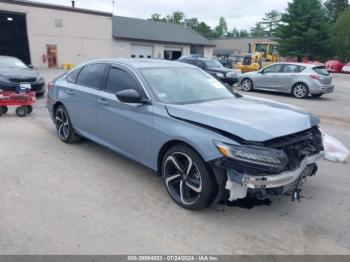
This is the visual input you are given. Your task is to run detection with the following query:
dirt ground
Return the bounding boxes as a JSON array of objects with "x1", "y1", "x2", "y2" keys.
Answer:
[{"x1": 0, "y1": 70, "x2": 349, "y2": 254}]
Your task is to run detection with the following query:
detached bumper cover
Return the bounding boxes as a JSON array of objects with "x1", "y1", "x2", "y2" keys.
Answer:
[
  {"x1": 241, "y1": 153, "x2": 323, "y2": 189},
  {"x1": 222, "y1": 152, "x2": 323, "y2": 201}
]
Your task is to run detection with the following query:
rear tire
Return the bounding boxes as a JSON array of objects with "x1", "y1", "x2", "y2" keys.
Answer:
[
  {"x1": 55, "y1": 105, "x2": 79, "y2": 143},
  {"x1": 162, "y1": 144, "x2": 217, "y2": 210},
  {"x1": 1, "y1": 106, "x2": 8, "y2": 114},
  {"x1": 292, "y1": 83, "x2": 309, "y2": 99},
  {"x1": 241, "y1": 78, "x2": 253, "y2": 92},
  {"x1": 27, "y1": 105, "x2": 33, "y2": 114},
  {"x1": 16, "y1": 106, "x2": 28, "y2": 117}
]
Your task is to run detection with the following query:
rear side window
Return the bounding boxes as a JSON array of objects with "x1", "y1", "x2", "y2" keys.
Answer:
[
  {"x1": 65, "y1": 68, "x2": 80, "y2": 83},
  {"x1": 282, "y1": 65, "x2": 306, "y2": 73},
  {"x1": 182, "y1": 59, "x2": 196, "y2": 65},
  {"x1": 105, "y1": 67, "x2": 140, "y2": 94},
  {"x1": 313, "y1": 66, "x2": 330, "y2": 76},
  {"x1": 76, "y1": 63, "x2": 107, "y2": 89},
  {"x1": 195, "y1": 60, "x2": 206, "y2": 69}
]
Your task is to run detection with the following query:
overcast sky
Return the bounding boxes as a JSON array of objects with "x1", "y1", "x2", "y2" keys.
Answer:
[{"x1": 33, "y1": 0, "x2": 292, "y2": 30}]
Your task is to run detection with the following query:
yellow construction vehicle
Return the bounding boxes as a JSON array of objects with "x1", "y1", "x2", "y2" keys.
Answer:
[{"x1": 235, "y1": 41, "x2": 279, "y2": 73}]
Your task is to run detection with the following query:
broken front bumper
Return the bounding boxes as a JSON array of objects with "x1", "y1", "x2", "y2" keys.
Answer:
[{"x1": 224, "y1": 152, "x2": 324, "y2": 201}]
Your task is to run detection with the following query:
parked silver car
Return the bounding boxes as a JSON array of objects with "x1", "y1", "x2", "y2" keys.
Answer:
[
  {"x1": 238, "y1": 63, "x2": 334, "y2": 98},
  {"x1": 47, "y1": 59, "x2": 324, "y2": 210}
]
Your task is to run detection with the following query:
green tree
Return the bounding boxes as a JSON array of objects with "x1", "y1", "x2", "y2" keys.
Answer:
[
  {"x1": 324, "y1": 0, "x2": 349, "y2": 22},
  {"x1": 331, "y1": 8, "x2": 350, "y2": 60},
  {"x1": 250, "y1": 22, "x2": 266, "y2": 37},
  {"x1": 276, "y1": 0, "x2": 331, "y2": 61},
  {"x1": 261, "y1": 10, "x2": 281, "y2": 36},
  {"x1": 227, "y1": 28, "x2": 239, "y2": 37},
  {"x1": 149, "y1": 13, "x2": 166, "y2": 22},
  {"x1": 214, "y1": 17, "x2": 228, "y2": 37},
  {"x1": 196, "y1": 21, "x2": 214, "y2": 38},
  {"x1": 185, "y1": 18, "x2": 199, "y2": 30},
  {"x1": 239, "y1": 30, "x2": 249, "y2": 37},
  {"x1": 166, "y1": 11, "x2": 185, "y2": 24}
]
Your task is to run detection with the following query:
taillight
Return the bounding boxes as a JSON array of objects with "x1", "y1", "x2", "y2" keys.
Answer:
[
  {"x1": 310, "y1": 74, "x2": 320, "y2": 80},
  {"x1": 47, "y1": 81, "x2": 53, "y2": 90}
]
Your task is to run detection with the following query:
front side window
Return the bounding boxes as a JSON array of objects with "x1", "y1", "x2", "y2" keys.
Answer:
[
  {"x1": 141, "y1": 67, "x2": 234, "y2": 104},
  {"x1": 76, "y1": 63, "x2": 106, "y2": 89},
  {"x1": 105, "y1": 67, "x2": 140, "y2": 94},
  {"x1": 263, "y1": 64, "x2": 284, "y2": 73}
]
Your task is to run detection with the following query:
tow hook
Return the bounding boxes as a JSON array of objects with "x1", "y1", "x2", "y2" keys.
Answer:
[{"x1": 292, "y1": 188, "x2": 301, "y2": 202}]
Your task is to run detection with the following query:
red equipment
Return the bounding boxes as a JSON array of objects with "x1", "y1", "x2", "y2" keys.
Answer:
[
  {"x1": 0, "y1": 91, "x2": 36, "y2": 117},
  {"x1": 325, "y1": 60, "x2": 344, "y2": 73}
]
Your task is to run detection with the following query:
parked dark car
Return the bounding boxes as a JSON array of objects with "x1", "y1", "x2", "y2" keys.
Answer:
[
  {"x1": 179, "y1": 57, "x2": 239, "y2": 85},
  {"x1": 0, "y1": 56, "x2": 45, "y2": 96}
]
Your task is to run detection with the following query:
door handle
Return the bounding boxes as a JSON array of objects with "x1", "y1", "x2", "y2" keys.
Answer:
[
  {"x1": 64, "y1": 89, "x2": 75, "y2": 95},
  {"x1": 98, "y1": 98, "x2": 109, "y2": 105}
]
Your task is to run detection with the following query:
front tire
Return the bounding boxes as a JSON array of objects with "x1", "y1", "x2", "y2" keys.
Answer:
[
  {"x1": 55, "y1": 105, "x2": 79, "y2": 143},
  {"x1": 292, "y1": 83, "x2": 309, "y2": 99},
  {"x1": 241, "y1": 78, "x2": 253, "y2": 92},
  {"x1": 16, "y1": 106, "x2": 28, "y2": 117},
  {"x1": 162, "y1": 144, "x2": 217, "y2": 210}
]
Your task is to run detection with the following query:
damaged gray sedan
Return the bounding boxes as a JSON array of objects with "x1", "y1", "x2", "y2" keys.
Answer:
[{"x1": 47, "y1": 59, "x2": 324, "y2": 210}]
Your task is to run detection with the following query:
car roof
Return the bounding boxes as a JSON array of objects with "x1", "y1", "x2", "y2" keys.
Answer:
[
  {"x1": 269, "y1": 62, "x2": 319, "y2": 68},
  {"x1": 81, "y1": 58, "x2": 195, "y2": 69}
]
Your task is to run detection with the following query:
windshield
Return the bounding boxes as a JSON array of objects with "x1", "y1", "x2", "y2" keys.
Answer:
[
  {"x1": 204, "y1": 60, "x2": 223, "y2": 69},
  {"x1": 141, "y1": 67, "x2": 234, "y2": 104},
  {"x1": 313, "y1": 66, "x2": 330, "y2": 76},
  {"x1": 0, "y1": 57, "x2": 28, "y2": 69}
]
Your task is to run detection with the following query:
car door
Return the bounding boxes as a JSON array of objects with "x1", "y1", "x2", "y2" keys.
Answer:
[
  {"x1": 61, "y1": 63, "x2": 107, "y2": 137},
  {"x1": 278, "y1": 64, "x2": 302, "y2": 92},
  {"x1": 96, "y1": 65, "x2": 153, "y2": 165},
  {"x1": 254, "y1": 64, "x2": 284, "y2": 89}
]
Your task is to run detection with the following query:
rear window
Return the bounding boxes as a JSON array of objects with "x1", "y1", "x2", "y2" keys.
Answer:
[{"x1": 313, "y1": 66, "x2": 330, "y2": 76}]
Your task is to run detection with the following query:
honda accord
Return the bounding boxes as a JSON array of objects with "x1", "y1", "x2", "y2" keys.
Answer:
[{"x1": 47, "y1": 59, "x2": 324, "y2": 210}]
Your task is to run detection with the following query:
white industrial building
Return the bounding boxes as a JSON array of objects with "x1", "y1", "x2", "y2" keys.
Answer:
[{"x1": 0, "y1": 0, "x2": 214, "y2": 68}]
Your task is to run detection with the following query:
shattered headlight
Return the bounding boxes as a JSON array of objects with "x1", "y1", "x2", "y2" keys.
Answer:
[{"x1": 215, "y1": 141, "x2": 289, "y2": 169}]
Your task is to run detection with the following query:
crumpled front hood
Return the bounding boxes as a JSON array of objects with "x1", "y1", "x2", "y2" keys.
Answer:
[
  {"x1": 0, "y1": 68, "x2": 38, "y2": 79},
  {"x1": 166, "y1": 96, "x2": 320, "y2": 142}
]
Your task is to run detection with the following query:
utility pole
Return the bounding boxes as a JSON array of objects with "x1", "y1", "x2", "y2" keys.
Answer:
[{"x1": 112, "y1": 0, "x2": 116, "y2": 15}]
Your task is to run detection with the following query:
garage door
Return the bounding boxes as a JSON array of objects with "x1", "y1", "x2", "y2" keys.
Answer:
[{"x1": 131, "y1": 45, "x2": 153, "y2": 59}]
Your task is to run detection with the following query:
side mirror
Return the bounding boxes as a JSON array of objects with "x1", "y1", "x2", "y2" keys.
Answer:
[
  {"x1": 116, "y1": 89, "x2": 144, "y2": 104},
  {"x1": 27, "y1": 64, "x2": 34, "y2": 69},
  {"x1": 259, "y1": 69, "x2": 264, "y2": 74}
]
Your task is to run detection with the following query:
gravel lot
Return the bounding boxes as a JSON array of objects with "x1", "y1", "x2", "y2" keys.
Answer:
[{"x1": 0, "y1": 69, "x2": 349, "y2": 254}]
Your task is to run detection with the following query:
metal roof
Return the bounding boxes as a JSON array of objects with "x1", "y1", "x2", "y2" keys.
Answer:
[
  {"x1": 0, "y1": 0, "x2": 112, "y2": 17},
  {"x1": 112, "y1": 16, "x2": 215, "y2": 47}
]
